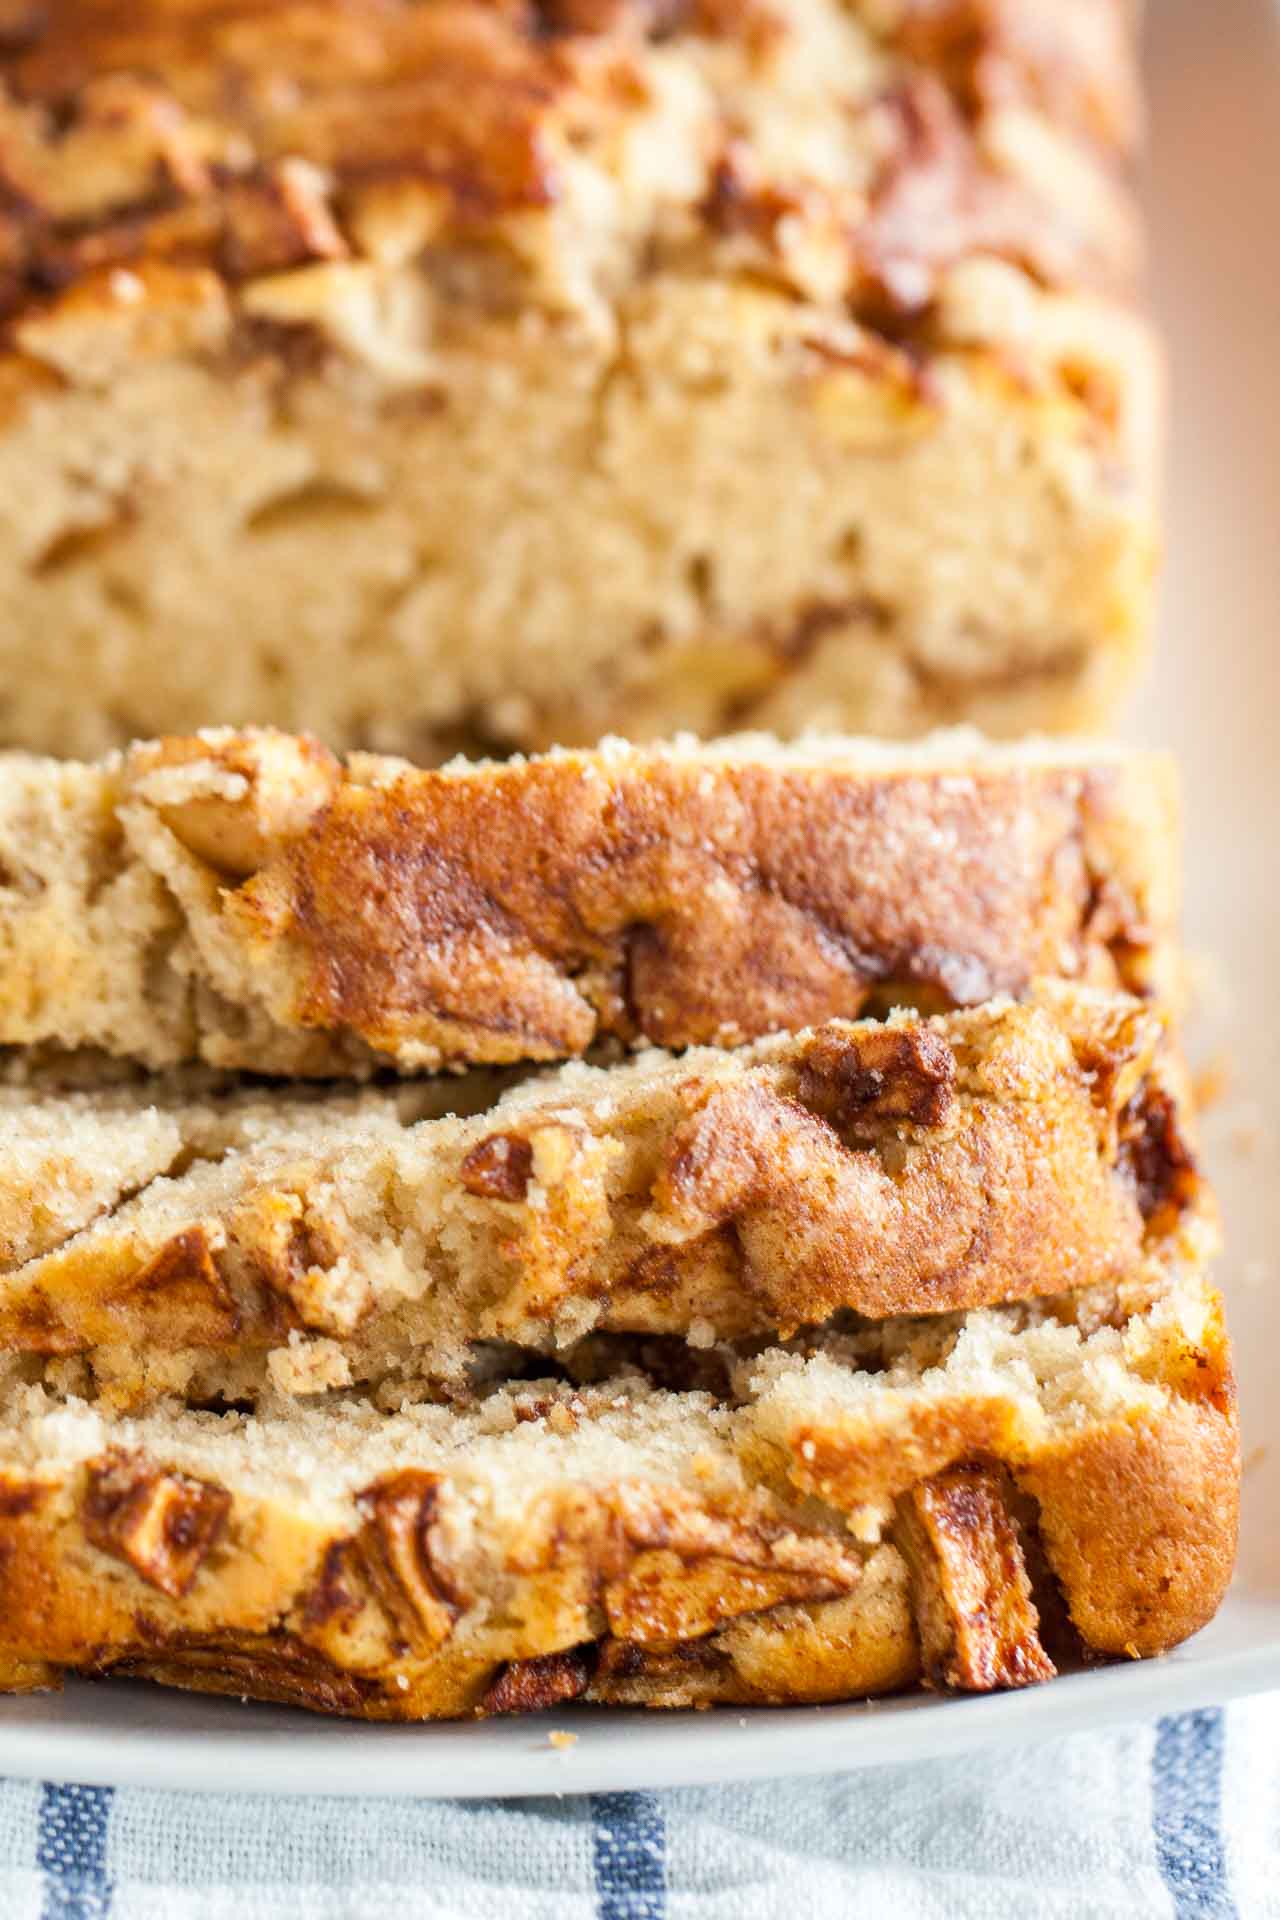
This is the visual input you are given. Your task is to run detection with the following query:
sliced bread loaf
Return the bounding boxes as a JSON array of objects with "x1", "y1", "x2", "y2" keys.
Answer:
[
  {"x1": 0, "y1": 986, "x2": 1208, "y2": 1405},
  {"x1": 0, "y1": 728, "x2": 1179, "y2": 1074},
  {"x1": 0, "y1": 1264, "x2": 1236, "y2": 1717}
]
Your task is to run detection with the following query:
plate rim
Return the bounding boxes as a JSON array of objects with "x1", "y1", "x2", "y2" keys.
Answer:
[{"x1": 0, "y1": 1611, "x2": 1273, "y2": 1799}]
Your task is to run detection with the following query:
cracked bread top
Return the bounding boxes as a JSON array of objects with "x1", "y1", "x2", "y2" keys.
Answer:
[
  {"x1": 0, "y1": 727, "x2": 1181, "y2": 1075},
  {"x1": 0, "y1": 0, "x2": 1138, "y2": 365},
  {"x1": 0, "y1": 985, "x2": 1213, "y2": 1405},
  {"x1": 0, "y1": 1266, "x2": 1238, "y2": 1716}
]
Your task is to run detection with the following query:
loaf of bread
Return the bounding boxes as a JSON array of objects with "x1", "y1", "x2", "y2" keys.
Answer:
[
  {"x1": 1, "y1": 985, "x2": 1210, "y2": 1406},
  {"x1": 0, "y1": 1260, "x2": 1237, "y2": 1718},
  {"x1": 0, "y1": 728, "x2": 1180, "y2": 1075},
  {"x1": 0, "y1": 1, "x2": 1156, "y2": 758},
  {"x1": 0, "y1": 6, "x2": 1236, "y2": 1737}
]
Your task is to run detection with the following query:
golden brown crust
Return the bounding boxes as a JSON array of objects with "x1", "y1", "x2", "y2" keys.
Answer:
[
  {"x1": 0, "y1": 1652, "x2": 59, "y2": 1692},
  {"x1": 1017, "y1": 1296, "x2": 1241, "y2": 1659},
  {"x1": 0, "y1": 990, "x2": 1209, "y2": 1394},
  {"x1": 0, "y1": 1281, "x2": 1238, "y2": 1719},
  {"x1": 0, "y1": 729, "x2": 1181, "y2": 1073},
  {"x1": 0, "y1": 0, "x2": 1138, "y2": 336},
  {"x1": 0, "y1": 1425, "x2": 868, "y2": 1718},
  {"x1": 235, "y1": 745, "x2": 1175, "y2": 1064},
  {"x1": 773, "y1": 1285, "x2": 1239, "y2": 1662}
]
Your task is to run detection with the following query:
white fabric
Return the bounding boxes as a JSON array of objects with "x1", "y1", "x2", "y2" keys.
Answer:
[{"x1": 4, "y1": 1697, "x2": 1271, "y2": 1919}]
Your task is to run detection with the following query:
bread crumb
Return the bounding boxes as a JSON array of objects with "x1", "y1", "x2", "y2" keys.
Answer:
[
  {"x1": 267, "y1": 1337, "x2": 353, "y2": 1396},
  {"x1": 843, "y1": 1502, "x2": 889, "y2": 1544},
  {"x1": 548, "y1": 1730, "x2": 577, "y2": 1751},
  {"x1": 1243, "y1": 1445, "x2": 1268, "y2": 1479}
]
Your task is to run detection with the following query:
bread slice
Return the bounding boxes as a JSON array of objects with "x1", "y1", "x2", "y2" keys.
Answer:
[
  {"x1": 0, "y1": 728, "x2": 1179, "y2": 1075},
  {"x1": 0, "y1": 3, "x2": 1154, "y2": 761},
  {"x1": 0, "y1": 1264, "x2": 1236, "y2": 1718},
  {"x1": 0, "y1": 1070, "x2": 511, "y2": 1274},
  {"x1": 0, "y1": 985, "x2": 1210, "y2": 1406}
]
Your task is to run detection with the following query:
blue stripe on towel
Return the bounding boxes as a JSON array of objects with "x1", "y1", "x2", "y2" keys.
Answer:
[
  {"x1": 1153, "y1": 1708, "x2": 1235, "y2": 1918},
  {"x1": 37, "y1": 1782, "x2": 113, "y2": 1920},
  {"x1": 592, "y1": 1790, "x2": 666, "y2": 1920}
]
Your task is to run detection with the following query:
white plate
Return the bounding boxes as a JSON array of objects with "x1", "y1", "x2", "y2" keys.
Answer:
[{"x1": 2, "y1": 0, "x2": 1278, "y2": 1798}]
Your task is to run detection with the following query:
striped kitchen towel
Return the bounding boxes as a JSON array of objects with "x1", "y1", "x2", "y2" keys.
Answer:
[{"x1": 3, "y1": 1695, "x2": 1275, "y2": 1919}]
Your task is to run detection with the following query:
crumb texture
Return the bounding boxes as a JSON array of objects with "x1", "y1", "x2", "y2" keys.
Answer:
[{"x1": 0, "y1": 2, "x2": 1154, "y2": 756}]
